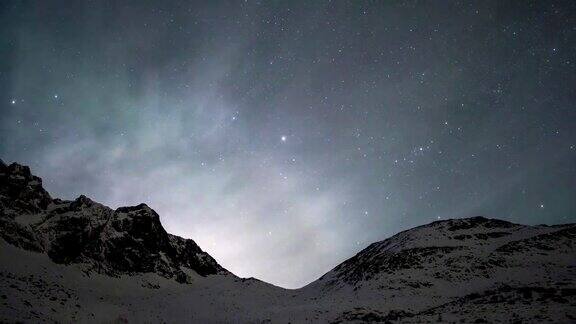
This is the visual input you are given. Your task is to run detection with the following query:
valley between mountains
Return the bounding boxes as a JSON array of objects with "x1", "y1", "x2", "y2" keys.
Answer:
[{"x1": 1, "y1": 160, "x2": 575, "y2": 323}]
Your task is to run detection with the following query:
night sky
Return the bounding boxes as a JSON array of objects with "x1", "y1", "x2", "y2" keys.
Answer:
[{"x1": 1, "y1": 1, "x2": 575, "y2": 288}]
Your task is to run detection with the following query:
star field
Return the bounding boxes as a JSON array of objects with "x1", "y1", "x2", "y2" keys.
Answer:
[{"x1": 1, "y1": 1, "x2": 575, "y2": 288}]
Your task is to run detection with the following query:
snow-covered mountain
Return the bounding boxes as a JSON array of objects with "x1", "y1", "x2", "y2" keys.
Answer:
[
  {"x1": 303, "y1": 216, "x2": 576, "y2": 322},
  {"x1": 1, "y1": 160, "x2": 575, "y2": 323}
]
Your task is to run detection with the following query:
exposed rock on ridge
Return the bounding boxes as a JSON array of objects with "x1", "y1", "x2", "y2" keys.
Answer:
[{"x1": 0, "y1": 161, "x2": 225, "y2": 283}]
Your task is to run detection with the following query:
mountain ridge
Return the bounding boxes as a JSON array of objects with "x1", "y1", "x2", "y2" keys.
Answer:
[
  {"x1": 1, "y1": 160, "x2": 575, "y2": 323},
  {"x1": 0, "y1": 160, "x2": 226, "y2": 284}
]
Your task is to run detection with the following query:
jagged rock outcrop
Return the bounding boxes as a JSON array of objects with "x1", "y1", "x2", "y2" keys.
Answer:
[
  {"x1": 0, "y1": 161, "x2": 225, "y2": 283},
  {"x1": 0, "y1": 160, "x2": 52, "y2": 217}
]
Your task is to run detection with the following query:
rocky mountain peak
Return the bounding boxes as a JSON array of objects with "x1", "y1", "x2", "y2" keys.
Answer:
[
  {"x1": 0, "y1": 160, "x2": 227, "y2": 283},
  {"x1": 71, "y1": 194, "x2": 95, "y2": 207},
  {"x1": 1, "y1": 162, "x2": 52, "y2": 217}
]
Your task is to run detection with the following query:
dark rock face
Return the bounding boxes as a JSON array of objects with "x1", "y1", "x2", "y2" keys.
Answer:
[
  {"x1": 0, "y1": 162, "x2": 49, "y2": 251},
  {"x1": 35, "y1": 196, "x2": 113, "y2": 264},
  {"x1": 0, "y1": 161, "x2": 226, "y2": 282},
  {"x1": 0, "y1": 217, "x2": 43, "y2": 252},
  {"x1": 444, "y1": 216, "x2": 518, "y2": 231},
  {"x1": 0, "y1": 162, "x2": 52, "y2": 217},
  {"x1": 169, "y1": 234, "x2": 222, "y2": 276},
  {"x1": 90, "y1": 204, "x2": 173, "y2": 274}
]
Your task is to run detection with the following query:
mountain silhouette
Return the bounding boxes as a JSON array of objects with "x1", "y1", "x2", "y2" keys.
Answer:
[{"x1": 1, "y1": 161, "x2": 574, "y2": 323}]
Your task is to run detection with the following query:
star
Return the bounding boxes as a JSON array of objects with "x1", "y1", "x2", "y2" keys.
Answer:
[
  {"x1": 11, "y1": 99, "x2": 16, "y2": 104},
  {"x1": 281, "y1": 135, "x2": 287, "y2": 142}
]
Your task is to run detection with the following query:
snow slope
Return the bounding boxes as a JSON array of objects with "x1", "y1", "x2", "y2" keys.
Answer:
[
  {"x1": 303, "y1": 217, "x2": 576, "y2": 322},
  {"x1": 1, "y1": 160, "x2": 575, "y2": 323}
]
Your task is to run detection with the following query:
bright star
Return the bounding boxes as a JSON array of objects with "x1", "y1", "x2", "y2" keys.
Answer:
[
  {"x1": 11, "y1": 99, "x2": 16, "y2": 104},
  {"x1": 281, "y1": 136, "x2": 287, "y2": 142}
]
